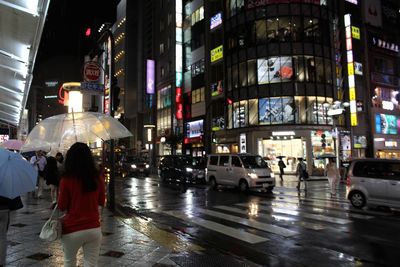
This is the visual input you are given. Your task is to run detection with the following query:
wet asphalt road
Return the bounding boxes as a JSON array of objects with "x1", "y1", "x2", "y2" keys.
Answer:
[{"x1": 113, "y1": 175, "x2": 400, "y2": 267}]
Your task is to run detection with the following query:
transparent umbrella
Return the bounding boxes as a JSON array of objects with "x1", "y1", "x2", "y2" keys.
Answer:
[{"x1": 21, "y1": 112, "x2": 133, "y2": 153}]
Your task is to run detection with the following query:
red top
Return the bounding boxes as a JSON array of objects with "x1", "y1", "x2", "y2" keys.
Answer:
[{"x1": 58, "y1": 175, "x2": 105, "y2": 234}]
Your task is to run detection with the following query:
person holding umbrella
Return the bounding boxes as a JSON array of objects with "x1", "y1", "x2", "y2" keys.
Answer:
[
  {"x1": 57, "y1": 142, "x2": 105, "y2": 267},
  {"x1": 0, "y1": 148, "x2": 37, "y2": 266},
  {"x1": 30, "y1": 150, "x2": 47, "y2": 198},
  {"x1": 296, "y1": 158, "x2": 308, "y2": 191}
]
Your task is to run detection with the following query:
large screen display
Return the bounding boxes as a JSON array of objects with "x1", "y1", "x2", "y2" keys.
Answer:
[
  {"x1": 375, "y1": 113, "x2": 398, "y2": 134},
  {"x1": 257, "y1": 57, "x2": 293, "y2": 84},
  {"x1": 259, "y1": 97, "x2": 295, "y2": 124},
  {"x1": 211, "y1": 80, "x2": 223, "y2": 96}
]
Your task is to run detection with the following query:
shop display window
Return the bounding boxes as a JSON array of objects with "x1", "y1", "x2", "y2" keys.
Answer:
[
  {"x1": 257, "y1": 57, "x2": 293, "y2": 84},
  {"x1": 259, "y1": 97, "x2": 295, "y2": 124},
  {"x1": 306, "y1": 97, "x2": 332, "y2": 125},
  {"x1": 248, "y1": 99, "x2": 259, "y2": 125}
]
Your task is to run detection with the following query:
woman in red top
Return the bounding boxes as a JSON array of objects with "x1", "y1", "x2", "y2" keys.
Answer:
[{"x1": 58, "y1": 142, "x2": 105, "y2": 267}]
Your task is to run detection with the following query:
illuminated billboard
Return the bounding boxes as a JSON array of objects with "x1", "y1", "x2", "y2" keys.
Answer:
[
  {"x1": 257, "y1": 57, "x2": 293, "y2": 84},
  {"x1": 211, "y1": 80, "x2": 223, "y2": 96},
  {"x1": 210, "y1": 12, "x2": 222, "y2": 30},
  {"x1": 146, "y1": 59, "x2": 155, "y2": 94},
  {"x1": 186, "y1": 119, "x2": 203, "y2": 138},
  {"x1": 211, "y1": 45, "x2": 223, "y2": 62},
  {"x1": 375, "y1": 114, "x2": 398, "y2": 134}
]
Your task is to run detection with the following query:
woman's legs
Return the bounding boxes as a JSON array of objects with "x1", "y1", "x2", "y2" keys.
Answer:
[
  {"x1": 61, "y1": 228, "x2": 102, "y2": 267},
  {"x1": 82, "y1": 228, "x2": 102, "y2": 267},
  {"x1": 50, "y1": 185, "x2": 58, "y2": 203},
  {"x1": 0, "y1": 210, "x2": 10, "y2": 266}
]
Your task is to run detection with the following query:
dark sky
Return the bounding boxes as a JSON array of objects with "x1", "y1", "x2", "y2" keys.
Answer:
[{"x1": 37, "y1": 0, "x2": 118, "y2": 60}]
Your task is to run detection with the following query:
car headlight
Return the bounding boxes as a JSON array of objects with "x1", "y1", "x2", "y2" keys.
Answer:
[
  {"x1": 186, "y1": 167, "x2": 193, "y2": 172},
  {"x1": 131, "y1": 164, "x2": 137, "y2": 169},
  {"x1": 247, "y1": 173, "x2": 258, "y2": 179},
  {"x1": 145, "y1": 164, "x2": 150, "y2": 168}
]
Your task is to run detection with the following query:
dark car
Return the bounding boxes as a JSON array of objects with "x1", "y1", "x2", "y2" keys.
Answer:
[
  {"x1": 121, "y1": 156, "x2": 150, "y2": 177},
  {"x1": 158, "y1": 155, "x2": 206, "y2": 184}
]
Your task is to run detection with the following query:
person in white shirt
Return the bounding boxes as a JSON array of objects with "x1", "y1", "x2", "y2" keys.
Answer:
[
  {"x1": 326, "y1": 157, "x2": 340, "y2": 196},
  {"x1": 30, "y1": 151, "x2": 47, "y2": 198}
]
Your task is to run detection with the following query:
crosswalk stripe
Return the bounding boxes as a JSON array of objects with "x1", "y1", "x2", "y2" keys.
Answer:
[
  {"x1": 213, "y1": 205, "x2": 325, "y2": 231},
  {"x1": 235, "y1": 203, "x2": 352, "y2": 224},
  {"x1": 163, "y1": 210, "x2": 269, "y2": 244},
  {"x1": 197, "y1": 208, "x2": 298, "y2": 237},
  {"x1": 258, "y1": 200, "x2": 374, "y2": 220}
]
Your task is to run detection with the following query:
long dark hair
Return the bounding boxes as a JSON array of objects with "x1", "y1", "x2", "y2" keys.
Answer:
[{"x1": 64, "y1": 142, "x2": 99, "y2": 192}]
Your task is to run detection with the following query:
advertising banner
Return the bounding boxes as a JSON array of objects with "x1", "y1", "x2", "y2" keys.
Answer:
[
  {"x1": 364, "y1": 0, "x2": 382, "y2": 27},
  {"x1": 257, "y1": 57, "x2": 293, "y2": 84},
  {"x1": 186, "y1": 119, "x2": 203, "y2": 138},
  {"x1": 375, "y1": 113, "x2": 397, "y2": 134},
  {"x1": 259, "y1": 97, "x2": 295, "y2": 124},
  {"x1": 211, "y1": 45, "x2": 223, "y2": 63},
  {"x1": 211, "y1": 80, "x2": 223, "y2": 96}
]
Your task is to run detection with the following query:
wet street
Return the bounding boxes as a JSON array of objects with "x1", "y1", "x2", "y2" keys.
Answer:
[{"x1": 114, "y1": 175, "x2": 400, "y2": 267}]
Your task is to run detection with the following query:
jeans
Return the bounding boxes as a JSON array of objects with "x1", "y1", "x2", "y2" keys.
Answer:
[
  {"x1": 61, "y1": 227, "x2": 102, "y2": 267},
  {"x1": 0, "y1": 210, "x2": 10, "y2": 266}
]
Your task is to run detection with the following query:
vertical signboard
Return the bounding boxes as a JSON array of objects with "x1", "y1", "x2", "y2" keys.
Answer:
[
  {"x1": 176, "y1": 0, "x2": 183, "y2": 121},
  {"x1": 240, "y1": 133, "x2": 247, "y2": 153},
  {"x1": 146, "y1": 59, "x2": 155, "y2": 94},
  {"x1": 344, "y1": 14, "x2": 358, "y2": 126}
]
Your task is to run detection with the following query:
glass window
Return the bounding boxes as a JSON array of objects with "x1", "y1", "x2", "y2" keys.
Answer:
[
  {"x1": 353, "y1": 161, "x2": 382, "y2": 178},
  {"x1": 231, "y1": 156, "x2": 242, "y2": 167},
  {"x1": 247, "y1": 60, "x2": 257, "y2": 86},
  {"x1": 219, "y1": 156, "x2": 229, "y2": 166},
  {"x1": 315, "y1": 57, "x2": 324, "y2": 83},
  {"x1": 192, "y1": 87, "x2": 205, "y2": 104},
  {"x1": 232, "y1": 64, "x2": 239, "y2": 89},
  {"x1": 248, "y1": 99, "x2": 258, "y2": 125},
  {"x1": 255, "y1": 20, "x2": 267, "y2": 43},
  {"x1": 373, "y1": 56, "x2": 395, "y2": 75},
  {"x1": 259, "y1": 97, "x2": 295, "y2": 125},
  {"x1": 239, "y1": 155, "x2": 268, "y2": 168},
  {"x1": 239, "y1": 62, "x2": 247, "y2": 87},
  {"x1": 209, "y1": 156, "x2": 218, "y2": 165}
]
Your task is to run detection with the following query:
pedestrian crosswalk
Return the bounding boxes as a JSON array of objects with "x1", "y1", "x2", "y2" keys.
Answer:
[{"x1": 162, "y1": 193, "x2": 382, "y2": 245}]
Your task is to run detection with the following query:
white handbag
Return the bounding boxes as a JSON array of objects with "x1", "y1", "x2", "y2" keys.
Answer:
[{"x1": 39, "y1": 204, "x2": 62, "y2": 241}]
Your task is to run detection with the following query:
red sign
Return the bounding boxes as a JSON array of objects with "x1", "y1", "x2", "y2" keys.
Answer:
[{"x1": 83, "y1": 62, "x2": 101, "y2": 82}]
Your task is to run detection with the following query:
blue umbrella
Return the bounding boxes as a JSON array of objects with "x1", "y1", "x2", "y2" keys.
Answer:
[{"x1": 0, "y1": 148, "x2": 37, "y2": 199}]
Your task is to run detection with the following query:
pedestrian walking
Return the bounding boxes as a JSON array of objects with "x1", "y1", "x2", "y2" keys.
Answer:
[
  {"x1": 0, "y1": 196, "x2": 23, "y2": 267},
  {"x1": 326, "y1": 158, "x2": 340, "y2": 196},
  {"x1": 278, "y1": 158, "x2": 286, "y2": 181},
  {"x1": 30, "y1": 151, "x2": 47, "y2": 198},
  {"x1": 44, "y1": 156, "x2": 60, "y2": 207},
  {"x1": 55, "y1": 152, "x2": 64, "y2": 173},
  {"x1": 296, "y1": 158, "x2": 308, "y2": 191},
  {"x1": 58, "y1": 142, "x2": 105, "y2": 267}
]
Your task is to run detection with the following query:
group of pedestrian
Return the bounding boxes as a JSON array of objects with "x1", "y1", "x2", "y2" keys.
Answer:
[
  {"x1": 279, "y1": 156, "x2": 340, "y2": 195},
  {"x1": 0, "y1": 142, "x2": 105, "y2": 267}
]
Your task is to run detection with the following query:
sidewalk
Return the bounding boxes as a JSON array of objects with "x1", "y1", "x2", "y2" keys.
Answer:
[{"x1": 5, "y1": 192, "x2": 178, "y2": 267}]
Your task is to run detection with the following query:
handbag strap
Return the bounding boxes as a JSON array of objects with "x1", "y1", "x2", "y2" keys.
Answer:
[{"x1": 49, "y1": 204, "x2": 58, "y2": 220}]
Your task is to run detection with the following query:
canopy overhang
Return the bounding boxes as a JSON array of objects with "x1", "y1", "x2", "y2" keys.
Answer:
[{"x1": 0, "y1": 0, "x2": 50, "y2": 126}]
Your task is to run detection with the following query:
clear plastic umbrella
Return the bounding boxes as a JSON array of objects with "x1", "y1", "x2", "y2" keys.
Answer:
[
  {"x1": 0, "y1": 148, "x2": 37, "y2": 199},
  {"x1": 0, "y1": 139, "x2": 24, "y2": 151},
  {"x1": 21, "y1": 112, "x2": 133, "y2": 153}
]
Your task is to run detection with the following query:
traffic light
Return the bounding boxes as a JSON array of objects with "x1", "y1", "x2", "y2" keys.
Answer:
[
  {"x1": 112, "y1": 79, "x2": 120, "y2": 112},
  {"x1": 227, "y1": 97, "x2": 233, "y2": 105},
  {"x1": 85, "y1": 28, "x2": 91, "y2": 37}
]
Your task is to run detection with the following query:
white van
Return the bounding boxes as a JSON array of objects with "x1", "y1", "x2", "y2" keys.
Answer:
[
  {"x1": 206, "y1": 153, "x2": 275, "y2": 192},
  {"x1": 346, "y1": 159, "x2": 400, "y2": 209}
]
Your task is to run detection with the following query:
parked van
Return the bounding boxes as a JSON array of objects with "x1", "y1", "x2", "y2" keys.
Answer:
[
  {"x1": 206, "y1": 153, "x2": 275, "y2": 192},
  {"x1": 346, "y1": 159, "x2": 400, "y2": 209}
]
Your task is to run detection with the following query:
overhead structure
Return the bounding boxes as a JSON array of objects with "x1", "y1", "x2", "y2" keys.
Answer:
[{"x1": 0, "y1": 0, "x2": 50, "y2": 126}]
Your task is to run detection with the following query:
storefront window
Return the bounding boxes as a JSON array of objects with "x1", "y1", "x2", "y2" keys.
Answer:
[
  {"x1": 306, "y1": 97, "x2": 332, "y2": 125},
  {"x1": 239, "y1": 62, "x2": 247, "y2": 87},
  {"x1": 257, "y1": 57, "x2": 293, "y2": 84},
  {"x1": 311, "y1": 130, "x2": 335, "y2": 174},
  {"x1": 259, "y1": 97, "x2": 295, "y2": 124},
  {"x1": 257, "y1": 137, "x2": 304, "y2": 173},
  {"x1": 247, "y1": 59, "x2": 257, "y2": 85}
]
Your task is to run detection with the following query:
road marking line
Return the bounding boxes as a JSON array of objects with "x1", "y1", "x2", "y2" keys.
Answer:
[
  {"x1": 163, "y1": 210, "x2": 269, "y2": 244},
  {"x1": 214, "y1": 205, "x2": 325, "y2": 231},
  {"x1": 236, "y1": 203, "x2": 352, "y2": 224}
]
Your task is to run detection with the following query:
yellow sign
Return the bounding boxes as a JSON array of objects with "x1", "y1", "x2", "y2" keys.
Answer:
[
  {"x1": 349, "y1": 88, "x2": 356, "y2": 100},
  {"x1": 347, "y1": 63, "x2": 354, "y2": 76},
  {"x1": 351, "y1": 26, "x2": 360, "y2": 39},
  {"x1": 211, "y1": 45, "x2": 223, "y2": 62},
  {"x1": 350, "y1": 113, "x2": 358, "y2": 126}
]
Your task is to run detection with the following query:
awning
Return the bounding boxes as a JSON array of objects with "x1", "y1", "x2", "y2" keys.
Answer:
[{"x1": 0, "y1": 0, "x2": 50, "y2": 126}]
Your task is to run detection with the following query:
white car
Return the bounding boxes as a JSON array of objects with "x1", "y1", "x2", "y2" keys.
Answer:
[
  {"x1": 206, "y1": 153, "x2": 275, "y2": 192},
  {"x1": 346, "y1": 159, "x2": 400, "y2": 209}
]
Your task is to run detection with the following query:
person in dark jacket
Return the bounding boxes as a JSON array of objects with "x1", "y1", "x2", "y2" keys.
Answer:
[
  {"x1": 44, "y1": 156, "x2": 60, "y2": 205},
  {"x1": 0, "y1": 196, "x2": 23, "y2": 266}
]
